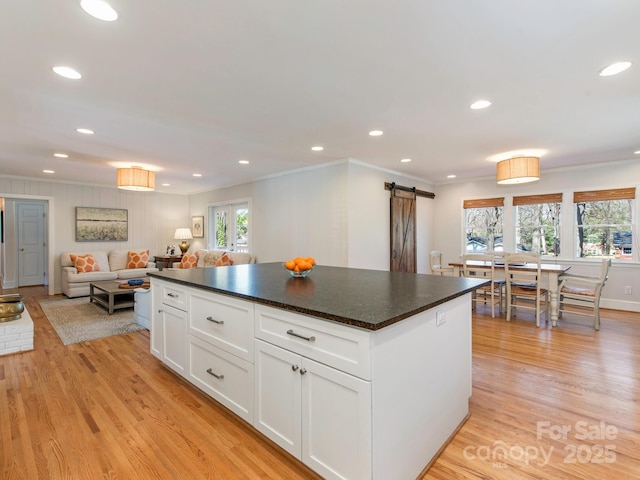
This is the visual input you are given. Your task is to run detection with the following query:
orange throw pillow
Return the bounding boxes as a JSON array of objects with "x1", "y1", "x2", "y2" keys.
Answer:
[
  {"x1": 179, "y1": 253, "x2": 198, "y2": 269},
  {"x1": 70, "y1": 254, "x2": 99, "y2": 273},
  {"x1": 127, "y1": 250, "x2": 150, "y2": 269},
  {"x1": 215, "y1": 253, "x2": 233, "y2": 267}
]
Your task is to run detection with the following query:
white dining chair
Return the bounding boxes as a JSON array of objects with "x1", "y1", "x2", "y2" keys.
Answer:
[
  {"x1": 558, "y1": 258, "x2": 611, "y2": 330},
  {"x1": 429, "y1": 250, "x2": 454, "y2": 276},
  {"x1": 460, "y1": 253, "x2": 505, "y2": 318},
  {"x1": 504, "y1": 252, "x2": 549, "y2": 327}
]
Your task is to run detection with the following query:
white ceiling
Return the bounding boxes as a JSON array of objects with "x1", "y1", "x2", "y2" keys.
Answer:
[{"x1": 1, "y1": 0, "x2": 639, "y2": 195}]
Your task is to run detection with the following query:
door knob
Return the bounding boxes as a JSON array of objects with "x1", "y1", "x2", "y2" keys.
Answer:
[{"x1": 20, "y1": 248, "x2": 24, "y2": 252}]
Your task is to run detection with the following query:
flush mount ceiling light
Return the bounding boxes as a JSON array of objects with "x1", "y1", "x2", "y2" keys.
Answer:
[
  {"x1": 52, "y1": 66, "x2": 82, "y2": 79},
  {"x1": 53, "y1": 153, "x2": 68, "y2": 158},
  {"x1": 369, "y1": 130, "x2": 383, "y2": 136},
  {"x1": 496, "y1": 156, "x2": 540, "y2": 185},
  {"x1": 400, "y1": 158, "x2": 411, "y2": 163},
  {"x1": 470, "y1": 99, "x2": 492, "y2": 110},
  {"x1": 238, "y1": 159, "x2": 250, "y2": 164},
  {"x1": 76, "y1": 128, "x2": 94, "y2": 135},
  {"x1": 117, "y1": 166, "x2": 155, "y2": 191},
  {"x1": 80, "y1": 0, "x2": 118, "y2": 21},
  {"x1": 599, "y1": 61, "x2": 632, "y2": 77},
  {"x1": 311, "y1": 146, "x2": 324, "y2": 151}
]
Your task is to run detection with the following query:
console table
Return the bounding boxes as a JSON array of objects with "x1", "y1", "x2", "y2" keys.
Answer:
[{"x1": 153, "y1": 255, "x2": 183, "y2": 270}]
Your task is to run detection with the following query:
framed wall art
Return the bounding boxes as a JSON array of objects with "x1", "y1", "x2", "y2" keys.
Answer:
[
  {"x1": 75, "y1": 207, "x2": 128, "y2": 242},
  {"x1": 191, "y1": 215, "x2": 204, "y2": 238}
]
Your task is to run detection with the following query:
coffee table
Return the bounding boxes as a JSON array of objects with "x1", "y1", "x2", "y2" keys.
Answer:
[{"x1": 89, "y1": 280, "x2": 136, "y2": 314}]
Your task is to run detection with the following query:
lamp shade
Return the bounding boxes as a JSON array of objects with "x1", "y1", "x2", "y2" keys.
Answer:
[
  {"x1": 117, "y1": 167, "x2": 155, "y2": 191},
  {"x1": 496, "y1": 156, "x2": 540, "y2": 185},
  {"x1": 174, "y1": 228, "x2": 193, "y2": 240}
]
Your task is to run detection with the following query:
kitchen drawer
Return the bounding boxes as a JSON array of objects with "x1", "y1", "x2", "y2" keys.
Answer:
[
  {"x1": 160, "y1": 282, "x2": 188, "y2": 311},
  {"x1": 188, "y1": 335, "x2": 254, "y2": 424},
  {"x1": 188, "y1": 290, "x2": 254, "y2": 362},
  {"x1": 254, "y1": 304, "x2": 371, "y2": 380}
]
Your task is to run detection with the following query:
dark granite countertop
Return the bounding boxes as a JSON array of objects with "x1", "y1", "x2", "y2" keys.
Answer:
[{"x1": 149, "y1": 263, "x2": 488, "y2": 331}]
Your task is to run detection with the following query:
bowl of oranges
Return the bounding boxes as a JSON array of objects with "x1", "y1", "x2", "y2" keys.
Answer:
[{"x1": 284, "y1": 257, "x2": 316, "y2": 277}]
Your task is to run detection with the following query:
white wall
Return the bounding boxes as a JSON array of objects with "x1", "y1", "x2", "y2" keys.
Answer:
[
  {"x1": 1, "y1": 176, "x2": 190, "y2": 294},
  {"x1": 188, "y1": 160, "x2": 437, "y2": 273},
  {"x1": 433, "y1": 159, "x2": 640, "y2": 311}
]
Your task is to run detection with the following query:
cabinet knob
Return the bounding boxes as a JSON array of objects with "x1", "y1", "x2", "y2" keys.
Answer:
[
  {"x1": 300, "y1": 368, "x2": 307, "y2": 375},
  {"x1": 291, "y1": 365, "x2": 299, "y2": 372},
  {"x1": 157, "y1": 309, "x2": 163, "y2": 313}
]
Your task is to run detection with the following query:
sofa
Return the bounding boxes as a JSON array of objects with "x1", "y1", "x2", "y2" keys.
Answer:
[
  {"x1": 60, "y1": 249, "x2": 159, "y2": 298},
  {"x1": 170, "y1": 249, "x2": 256, "y2": 269}
]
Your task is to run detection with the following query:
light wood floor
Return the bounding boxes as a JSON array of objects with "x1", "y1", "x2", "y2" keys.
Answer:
[{"x1": 1, "y1": 286, "x2": 639, "y2": 479}]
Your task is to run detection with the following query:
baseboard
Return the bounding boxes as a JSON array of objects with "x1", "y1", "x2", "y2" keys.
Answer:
[{"x1": 601, "y1": 298, "x2": 640, "y2": 313}]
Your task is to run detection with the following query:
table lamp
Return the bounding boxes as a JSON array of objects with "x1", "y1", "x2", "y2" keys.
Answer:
[{"x1": 174, "y1": 228, "x2": 193, "y2": 255}]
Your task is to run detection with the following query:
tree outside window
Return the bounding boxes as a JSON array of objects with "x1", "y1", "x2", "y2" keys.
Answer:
[
  {"x1": 465, "y1": 206, "x2": 503, "y2": 253},
  {"x1": 514, "y1": 194, "x2": 562, "y2": 256},
  {"x1": 576, "y1": 199, "x2": 633, "y2": 260}
]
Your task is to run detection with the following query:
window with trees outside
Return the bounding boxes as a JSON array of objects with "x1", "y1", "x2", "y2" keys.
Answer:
[
  {"x1": 574, "y1": 188, "x2": 635, "y2": 261},
  {"x1": 464, "y1": 198, "x2": 504, "y2": 253},
  {"x1": 514, "y1": 193, "x2": 562, "y2": 257},
  {"x1": 209, "y1": 202, "x2": 250, "y2": 253}
]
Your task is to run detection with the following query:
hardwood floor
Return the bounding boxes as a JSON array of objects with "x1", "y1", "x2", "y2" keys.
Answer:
[{"x1": 1, "y1": 286, "x2": 639, "y2": 479}]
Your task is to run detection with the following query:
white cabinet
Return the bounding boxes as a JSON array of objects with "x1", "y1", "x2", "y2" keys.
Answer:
[
  {"x1": 151, "y1": 279, "x2": 188, "y2": 376},
  {"x1": 188, "y1": 335, "x2": 253, "y2": 423},
  {"x1": 150, "y1": 281, "x2": 163, "y2": 359},
  {"x1": 161, "y1": 304, "x2": 188, "y2": 376},
  {"x1": 254, "y1": 307, "x2": 372, "y2": 480}
]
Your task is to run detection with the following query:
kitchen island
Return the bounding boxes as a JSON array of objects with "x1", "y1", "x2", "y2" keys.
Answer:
[{"x1": 149, "y1": 263, "x2": 486, "y2": 480}]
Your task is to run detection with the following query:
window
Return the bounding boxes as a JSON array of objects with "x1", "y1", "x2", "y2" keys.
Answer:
[
  {"x1": 574, "y1": 188, "x2": 635, "y2": 261},
  {"x1": 209, "y1": 201, "x2": 250, "y2": 252},
  {"x1": 514, "y1": 194, "x2": 562, "y2": 256},
  {"x1": 464, "y1": 198, "x2": 504, "y2": 253}
]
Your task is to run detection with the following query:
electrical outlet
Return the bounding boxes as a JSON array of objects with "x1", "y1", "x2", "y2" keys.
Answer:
[
  {"x1": 436, "y1": 311, "x2": 446, "y2": 326},
  {"x1": 624, "y1": 286, "x2": 632, "y2": 295}
]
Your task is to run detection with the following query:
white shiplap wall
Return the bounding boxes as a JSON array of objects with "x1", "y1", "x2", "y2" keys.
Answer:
[{"x1": 1, "y1": 176, "x2": 189, "y2": 294}]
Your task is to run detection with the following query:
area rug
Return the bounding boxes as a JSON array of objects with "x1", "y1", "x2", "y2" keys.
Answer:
[{"x1": 39, "y1": 297, "x2": 144, "y2": 346}]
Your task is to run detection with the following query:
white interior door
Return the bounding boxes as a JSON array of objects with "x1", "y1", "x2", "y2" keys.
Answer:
[{"x1": 17, "y1": 202, "x2": 45, "y2": 286}]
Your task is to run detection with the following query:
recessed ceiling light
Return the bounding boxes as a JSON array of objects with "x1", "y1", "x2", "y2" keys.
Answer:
[
  {"x1": 53, "y1": 153, "x2": 68, "y2": 158},
  {"x1": 238, "y1": 160, "x2": 250, "y2": 164},
  {"x1": 43, "y1": 170, "x2": 55, "y2": 174},
  {"x1": 599, "y1": 61, "x2": 632, "y2": 77},
  {"x1": 447, "y1": 174, "x2": 457, "y2": 179},
  {"x1": 311, "y1": 146, "x2": 324, "y2": 152},
  {"x1": 162, "y1": 183, "x2": 170, "y2": 187},
  {"x1": 76, "y1": 128, "x2": 94, "y2": 135},
  {"x1": 400, "y1": 158, "x2": 411, "y2": 163},
  {"x1": 80, "y1": 0, "x2": 118, "y2": 21},
  {"x1": 470, "y1": 100, "x2": 492, "y2": 110},
  {"x1": 634, "y1": 150, "x2": 640, "y2": 155},
  {"x1": 52, "y1": 66, "x2": 82, "y2": 80},
  {"x1": 193, "y1": 173, "x2": 202, "y2": 177},
  {"x1": 369, "y1": 130, "x2": 383, "y2": 137}
]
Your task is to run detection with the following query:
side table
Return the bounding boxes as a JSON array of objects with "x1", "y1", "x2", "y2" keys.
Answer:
[{"x1": 154, "y1": 255, "x2": 184, "y2": 270}]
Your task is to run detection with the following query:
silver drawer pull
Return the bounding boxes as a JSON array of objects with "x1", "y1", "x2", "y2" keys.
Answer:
[
  {"x1": 206, "y1": 316, "x2": 224, "y2": 325},
  {"x1": 206, "y1": 368, "x2": 224, "y2": 379},
  {"x1": 286, "y1": 329, "x2": 316, "y2": 342},
  {"x1": 167, "y1": 293, "x2": 178, "y2": 298}
]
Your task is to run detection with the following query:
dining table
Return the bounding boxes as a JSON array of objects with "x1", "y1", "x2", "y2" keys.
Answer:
[{"x1": 449, "y1": 259, "x2": 571, "y2": 325}]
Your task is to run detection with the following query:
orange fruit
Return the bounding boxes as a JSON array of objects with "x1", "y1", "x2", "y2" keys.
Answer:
[
  {"x1": 298, "y1": 261, "x2": 312, "y2": 271},
  {"x1": 306, "y1": 257, "x2": 316, "y2": 266},
  {"x1": 294, "y1": 264, "x2": 301, "y2": 273},
  {"x1": 285, "y1": 260, "x2": 295, "y2": 270}
]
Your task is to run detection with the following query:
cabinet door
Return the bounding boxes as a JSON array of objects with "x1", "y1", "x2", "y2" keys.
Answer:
[
  {"x1": 253, "y1": 339, "x2": 301, "y2": 458},
  {"x1": 302, "y1": 357, "x2": 372, "y2": 480},
  {"x1": 162, "y1": 304, "x2": 188, "y2": 377},
  {"x1": 150, "y1": 282, "x2": 163, "y2": 359}
]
